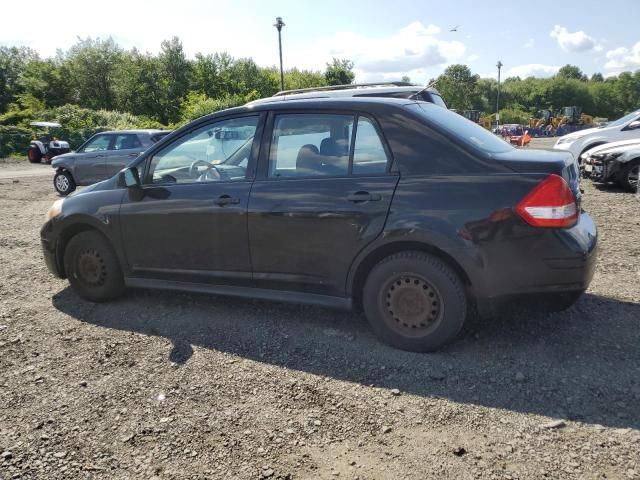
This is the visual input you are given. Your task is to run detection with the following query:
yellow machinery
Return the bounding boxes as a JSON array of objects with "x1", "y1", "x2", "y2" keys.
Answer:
[{"x1": 463, "y1": 110, "x2": 492, "y2": 129}]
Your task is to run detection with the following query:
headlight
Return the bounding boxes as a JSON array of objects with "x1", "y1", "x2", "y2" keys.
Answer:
[
  {"x1": 45, "y1": 199, "x2": 64, "y2": 222},
  {"x1": 557, "y1": 137, "x2": 575, "y2": 145}
]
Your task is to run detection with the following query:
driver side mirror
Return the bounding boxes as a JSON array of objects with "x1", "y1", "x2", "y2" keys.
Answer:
[
  {"x1": 122, "y1": 166, "x2": 141, "y2": 188},
  {"x1": 120, "y1": 167, "x2": 144, "y2": 201},
  {"x1": 626, "y1": 120, "x2": 640, "y2": 130}
]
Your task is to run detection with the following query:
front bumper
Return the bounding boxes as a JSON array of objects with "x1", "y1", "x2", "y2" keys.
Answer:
[{"x1": 41, "y1": 219, "x2": 64, "y2": 278}]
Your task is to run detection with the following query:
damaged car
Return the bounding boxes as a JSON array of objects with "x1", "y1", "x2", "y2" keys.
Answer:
[{"x1": 582, "y1": 140, "x2": 640, "y2": 191}]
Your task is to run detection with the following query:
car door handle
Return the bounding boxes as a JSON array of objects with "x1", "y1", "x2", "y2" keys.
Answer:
[
  {"x1": 215, "y1": 195, "x2": 240, "y2": 206},
  {"x1": 128, "y1": 152, "x2": 139, "y2": 157},
  {"x1": 347, "y1": 191, "x2": 381, "y2": 203}
]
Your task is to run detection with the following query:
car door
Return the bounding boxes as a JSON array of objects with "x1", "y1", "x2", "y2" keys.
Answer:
[
  {"x1": 104, "y1": 133, "x2": 144, "y2": 177},
  {"x1": 74, "y1": 134, "x2": 112, "y2": 184},
  {"x1": 248, "y1": 112, "x2": 399, "y2": 297},
  {"x1": 118, "y1": 114, "x2": 263, "y2": 285}
]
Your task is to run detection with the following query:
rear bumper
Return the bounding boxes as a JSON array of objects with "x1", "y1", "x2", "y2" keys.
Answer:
[{"x1": 472, "y1": 210, "x2": 598, "y2": 316}]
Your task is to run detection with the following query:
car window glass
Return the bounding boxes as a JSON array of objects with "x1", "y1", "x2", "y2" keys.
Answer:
[
  {"x1": 146, "y1": 116, "x2": 258, "y2": 185},
  {"x1": 113, "y1": 134, "x2": 142, "y2": 150},
  {"x1": 269, "y1": 114, "x2": 353, "y2": 178},
  {"x1": 352, "y1": 117, "x2": 388, "y2": 175},
  {"x1": 82, "y1": 135, "x2": 111, "y2": 153}
]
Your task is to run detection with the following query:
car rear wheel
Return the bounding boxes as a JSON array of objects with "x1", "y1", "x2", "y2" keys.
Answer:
[
  {"x1": 54, "y1": 170, "x2": 76, "y2": 196},
  {"x1": 618, "y1": 160, "x2": 639, "y2": 192},
  {"x1": 64, "y1": 231, "x2": 125, "y2": 302},
  {"x1": 362, "y1": 251, "x2": 467, "y2": 352},
  {"x1": 27, "y1": 146, "x2": 42, "y2": 164}
]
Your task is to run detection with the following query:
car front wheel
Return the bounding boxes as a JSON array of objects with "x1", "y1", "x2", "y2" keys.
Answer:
[
  {"x1": 362, "y1": 251, "x2": 467, "y2": 352},
  {"x1": 64, "y1": 231, "x2": 125, "y2": 302},
  {"x1": 54, "y1": 170, "x2": 76, "y2": 196},
  {"x1": 618, "y1": 160, "x2": 639, "y2": 192}
]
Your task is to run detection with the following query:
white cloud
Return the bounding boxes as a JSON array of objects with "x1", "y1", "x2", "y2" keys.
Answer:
[
  {"x1": 467, "y1": 54, "x2": 480, "y2": 62},
  {"x1": 523, "y1": 38, "x2": 535, "y2": 49},
  {"x1": 298, "y1": 21, "x2": 465, "y2": 83},
  {"x1": 550, "y1": 25, "x2": 597, "y2": 52},
  {"x1": 505, "y1": 64, "x2": 561, "y2": 78},
  {"x1": 605, "y1": 42, "x2": 640, "y2": 72}
]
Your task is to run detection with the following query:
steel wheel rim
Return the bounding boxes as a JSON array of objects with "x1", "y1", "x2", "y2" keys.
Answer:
[
  {"x1": 76, "y1": 248, "x2": 106, "y2": 286},
  {"x1": 56, "y1": 175, "x2": 69, "y2": 192},
  {"x1": 380, "y1": 274, "x2": 443, "y2": 337}
]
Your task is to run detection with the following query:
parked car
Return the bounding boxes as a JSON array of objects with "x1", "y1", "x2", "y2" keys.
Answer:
[
  {"x1": 554, "y1": 109, "x2": 640, "y2": 161},
  {"x1": 247, "y1": 81, "x2": 448, "y2": 108},
  {"x1": 582, "y1": 139, "x2": 640, "y2": 191},
  {"x1": 41, "y1": 98, "x2": 597, "y2": 352},
  {"x1": 51, "y1": 130, "x2": 171, "y2": 195}
]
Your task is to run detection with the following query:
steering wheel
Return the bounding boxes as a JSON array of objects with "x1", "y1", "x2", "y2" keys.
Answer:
[{"x1": 189, "y1": 159, "x2": 221, "y2": 181}]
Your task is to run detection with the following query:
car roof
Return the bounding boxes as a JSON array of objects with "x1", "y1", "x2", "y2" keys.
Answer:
[
  {"x1": 95, "y1": 129, "x2": 169, "y2": 135},
  {"x1": 247, "y1": 85, "x2": 442, "y2": 106}
]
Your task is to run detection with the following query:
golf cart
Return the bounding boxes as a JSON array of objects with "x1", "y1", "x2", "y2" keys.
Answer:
[{"x1": 27, "y1": 121, "x2": 71, "y2": 164}]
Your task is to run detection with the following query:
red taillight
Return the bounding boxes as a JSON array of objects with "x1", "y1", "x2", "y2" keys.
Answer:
[{"x1": 515, "y1": 174, "x2": 578, "y2": 228}]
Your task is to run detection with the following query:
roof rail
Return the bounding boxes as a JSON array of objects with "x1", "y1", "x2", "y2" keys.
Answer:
[{"x1": 273, "y1": 81, "x2": 415, "y2": 97}]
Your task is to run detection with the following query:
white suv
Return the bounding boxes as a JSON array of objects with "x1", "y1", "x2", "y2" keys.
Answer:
[{"x1": 554, "y1": 109, "x2": 640, "y2": 161}]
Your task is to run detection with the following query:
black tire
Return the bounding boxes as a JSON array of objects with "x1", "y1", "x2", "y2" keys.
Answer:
[
  {"x1": 617, "y1": 160, "x2": 639, "y2": 192},
  {"x1": 64, "y1": 231, "x2": 125, "y2": 302},
  {"x1": 53, "y1": 170, "x2": 76, "y2": 196},
  {"x1": 27, "y1": 146, "x2": 42, "y2": 164},
  {"x1": 362, "y1": 251, "x2": 467, "y2": 352}
]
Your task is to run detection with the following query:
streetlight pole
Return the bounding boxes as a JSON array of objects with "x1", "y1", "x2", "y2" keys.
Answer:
[
  {"x1": 496, "y1": 60, "x2": 503, "y2": 130},
  {"x1": 274, "y1": 17, "x2": 285, "y2": 92}
]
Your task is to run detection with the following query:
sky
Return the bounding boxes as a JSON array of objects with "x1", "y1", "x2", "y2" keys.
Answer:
[{"x1": 1, "y1": 0, "x2": 639, "y2": 83}]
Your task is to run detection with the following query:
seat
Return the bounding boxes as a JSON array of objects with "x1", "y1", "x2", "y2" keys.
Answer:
[
  {"x1": 296, "y1": 144, "x2": 321, "y2": 175},
  {"x1": 320, "y1": 137, "x2": 340, "y2": 156}
]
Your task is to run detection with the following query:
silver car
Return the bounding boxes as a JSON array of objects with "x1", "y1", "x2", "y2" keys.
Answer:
[{"x1": 51, "y1": 129, "x2": 171, "y2": 195}]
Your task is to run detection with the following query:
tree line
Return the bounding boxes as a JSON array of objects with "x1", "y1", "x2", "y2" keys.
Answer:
[
  {"x1": 433, "y1": 64, "x2": 640, "y2": 122},
  {"x1": 1, "y1": 36, "x2": 640, "y2": 132},
  {"x1": 0, "y1": 37, "x2": 355, "y2": 127}
]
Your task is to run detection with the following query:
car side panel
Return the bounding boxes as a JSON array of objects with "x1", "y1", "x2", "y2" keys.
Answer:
[{"x1": 348, "y1": 173, "x2": 597, "y2": 301}]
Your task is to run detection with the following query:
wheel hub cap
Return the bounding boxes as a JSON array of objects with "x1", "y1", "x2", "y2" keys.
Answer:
[
  {"x1": 56, "y1": 176, "x2": 69, "y2": 191},
  {"x1": 385, "y1": 276, "x2": 441, "y2": 333},
  {"x1": 77, "y1": 249, "x2": 106, "y2": 286}
]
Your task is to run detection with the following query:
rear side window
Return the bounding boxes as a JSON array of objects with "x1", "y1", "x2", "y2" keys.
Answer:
[
  {"x1": 269, "y1": 114, "x2": 353, "y2": 177},
  {"x1": 352, "y1": 117, "x2": 388, "y2": 175},
  {"x1": 113, "y1": 134, "x2": 142, "y2": 150}
]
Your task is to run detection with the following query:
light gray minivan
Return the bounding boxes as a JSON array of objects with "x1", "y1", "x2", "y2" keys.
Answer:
[{"x1": 51, "y1": 130, "x2": 171, "y2": 195}]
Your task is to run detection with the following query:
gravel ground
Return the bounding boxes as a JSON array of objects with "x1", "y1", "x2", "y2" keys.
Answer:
[{"x1": 0, "y1": 157, "x2": 639, "y2": 479}]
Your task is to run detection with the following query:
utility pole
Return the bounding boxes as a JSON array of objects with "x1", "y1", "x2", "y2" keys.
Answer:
[
  {"x1": 496, "y1": 60, "x2": 503, "y2": 130},
  {"x1": 274, "y1": 17, "x2": 285, "y2": 92}
]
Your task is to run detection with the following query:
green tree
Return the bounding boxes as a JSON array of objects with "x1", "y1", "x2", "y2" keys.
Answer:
[
  {"x1": 158, "y1": 37, "x2": 192, "y2": 124},
  {"x1": 556, "y1": 64, "x2": 586, "y2": 81},
  {"x1": 324, "y1": 58, "x2": 355, "y2": 85},
  {"x1": 65, "y1": 37, "x2": 123, "y2": 110},
  {"x1": 0, "y1": 46, "x2": 38, "y2": 113},
  {"x1": 434, "y1": 64, "x2": 479, "y2": 111}
]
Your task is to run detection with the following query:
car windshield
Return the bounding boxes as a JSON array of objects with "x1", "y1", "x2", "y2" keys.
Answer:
[
  {"x1": 407, "y1": 103, "x2": 513, "y2": 154},
  {"x1": 604, "y1": 110, "x2": 640, "y2": 128}
]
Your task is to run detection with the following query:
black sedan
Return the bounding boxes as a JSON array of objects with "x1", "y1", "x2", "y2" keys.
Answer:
[{"x1": 41, "y1": 97, "x2": 597, "y2": 352}]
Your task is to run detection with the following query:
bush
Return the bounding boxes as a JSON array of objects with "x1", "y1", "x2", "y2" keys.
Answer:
[
  {"x1": 0, "y1": 125, "x2": 31, "y2": 157},
  {"x1": 177, "y1": 91, "x2": 258, "y2": 126}
]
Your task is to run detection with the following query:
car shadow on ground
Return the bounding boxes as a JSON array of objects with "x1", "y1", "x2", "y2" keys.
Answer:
[{"x1": 52, "y1": 288, "x2": 640, "y2": 430}]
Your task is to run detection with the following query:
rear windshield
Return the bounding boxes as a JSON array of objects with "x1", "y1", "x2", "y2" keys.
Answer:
[{"x1": 407, "y1": 103, "x2": 513, "y2": 154}]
